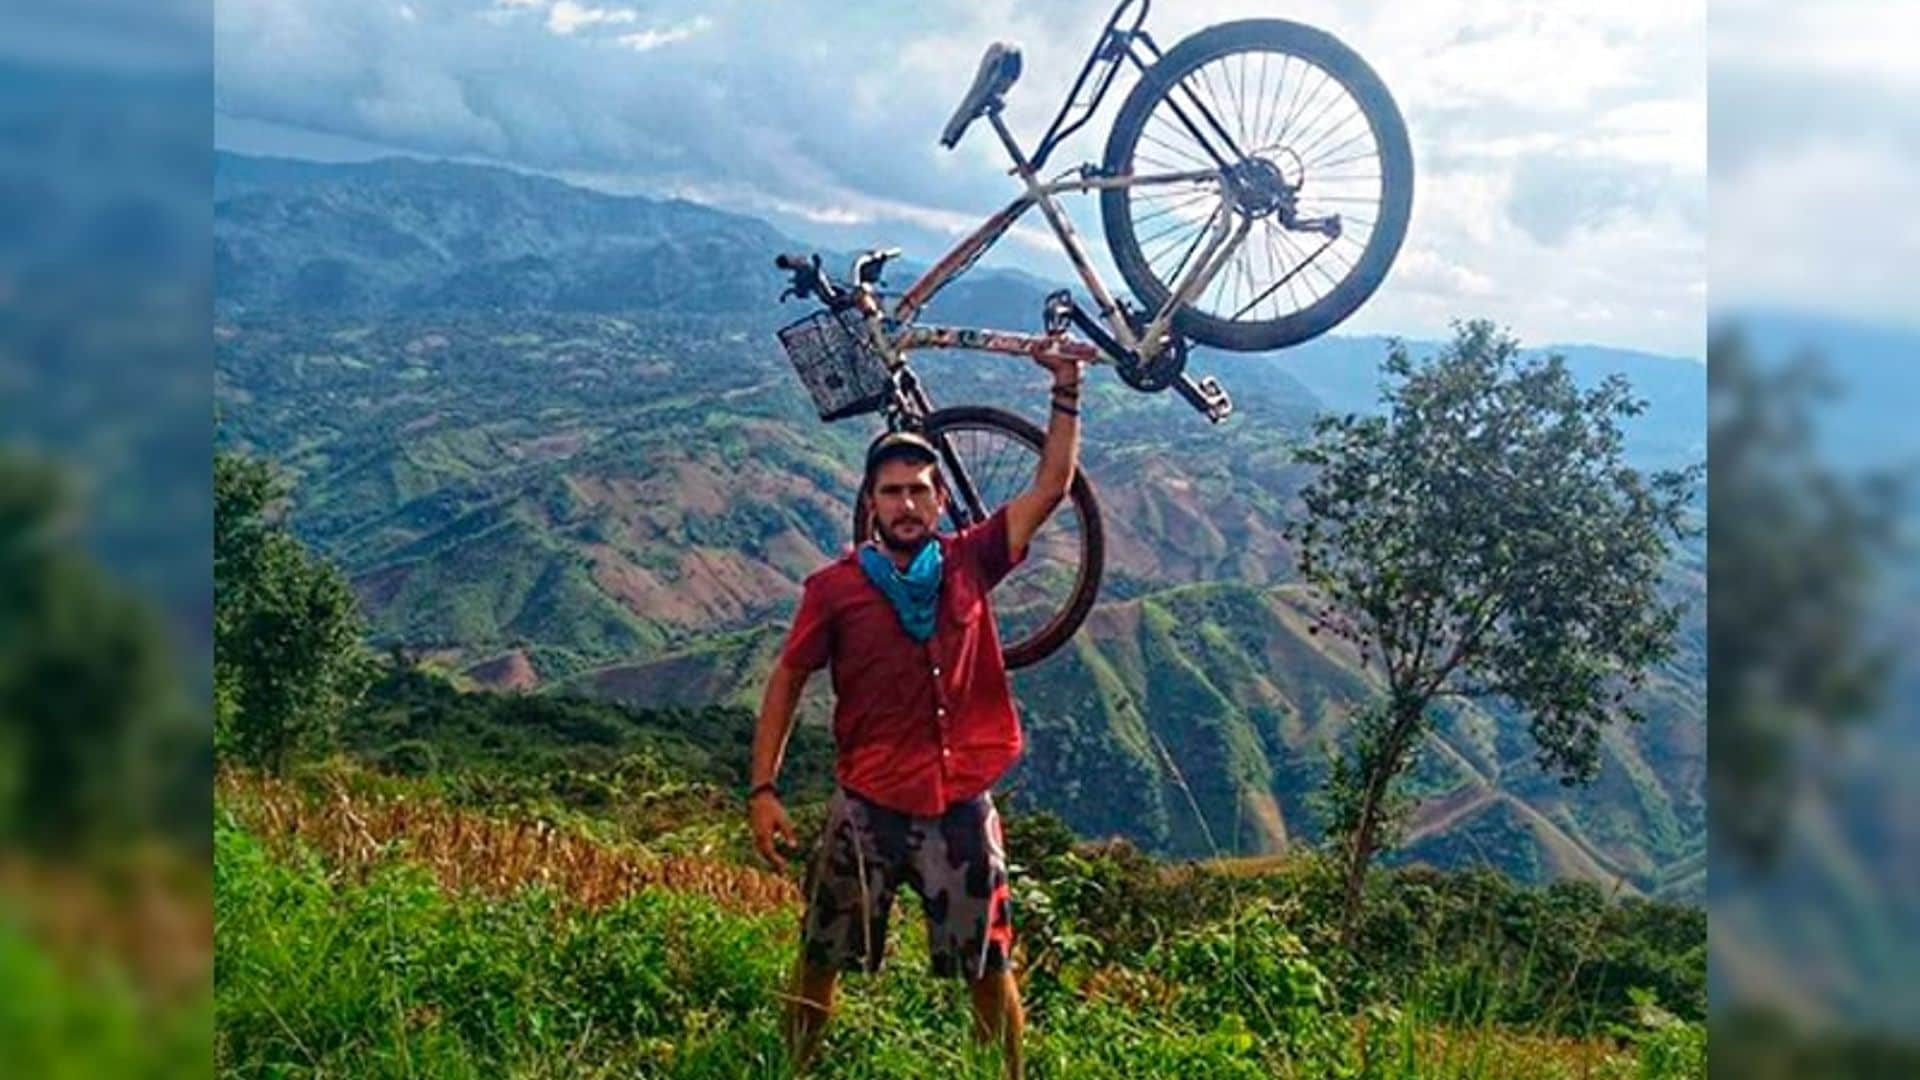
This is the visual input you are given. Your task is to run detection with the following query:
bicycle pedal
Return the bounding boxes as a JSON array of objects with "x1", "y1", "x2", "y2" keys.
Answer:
[
  {"x1": 1175, "y1": 372, "x2": 1233, "y2": 424},
  {"x1": 1042, "y1": 289, "x2": 1075, "y2": 334}
]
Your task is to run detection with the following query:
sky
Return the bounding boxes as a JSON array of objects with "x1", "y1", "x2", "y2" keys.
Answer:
[
  {"x1": 214, "y1": 0, "x2": 1707, "y2": 357},
  {"x1": 1710, "y1": 0, "x2": 1920, "y2": 333}
]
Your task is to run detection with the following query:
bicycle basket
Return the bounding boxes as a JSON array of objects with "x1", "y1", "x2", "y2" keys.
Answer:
[{"x1": 777, "y1": 308, "x2": 892, "y2": 422}]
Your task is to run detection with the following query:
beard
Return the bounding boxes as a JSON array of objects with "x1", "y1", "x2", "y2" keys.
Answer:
[{"x1": 876, "y1": 515, "x2": 935, "y2": 554}]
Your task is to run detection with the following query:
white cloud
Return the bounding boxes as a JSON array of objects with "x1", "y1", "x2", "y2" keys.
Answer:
[
  {"x1": 546, "y1": 1, "x2": 636, "y2": 37},
  {"x1": 1393, "y1": 247, "x2": 1495, "y2": 298},
  {"x1": 616, "y1": 16, "x2": 711, "y2": 53},
  {"x1": 1710, "y1": 0, "x2": 1919, "y2": 329},
  {"x1": 214, "y1": 0, "x2": 1708, "y2": 354},
  {"x1": 1713, "y1": 137, "x2": 1920, "y2": 325},
  {"x1": 1713, "y1": 0, "x2": 1920, "y2": 88}
]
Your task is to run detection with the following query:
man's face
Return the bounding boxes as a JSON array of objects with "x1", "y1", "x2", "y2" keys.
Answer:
[{"x1": 867, "y1": 457, "x2": 947, "y2": 553}]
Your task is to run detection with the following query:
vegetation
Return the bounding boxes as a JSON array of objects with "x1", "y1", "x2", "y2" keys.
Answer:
[
  {"x1": 215, "y1": 451, "x2": 373, "y2": 773},
  {"x1": 208, "y1": 155, "x2": 1715, "y2": 1074},
  {"x1": 0, "y1": 450, "x2": 213, "y2": 1077},
  {"x1": 1706, "y1": 327, "x2": 1904, "y2": 867},
  {"x1": 1284, "y1": 322, "x2": 1700, "y2": 934},
  {"x1": 215, "y1": 299, "x2": 1707, "y2": 891},
  {"x1": 1, "y1": 454, "x2": 202, "y2": 853},
  {"x1": 216, "y1": 737, "x2": 1706, "y2": 1078}
]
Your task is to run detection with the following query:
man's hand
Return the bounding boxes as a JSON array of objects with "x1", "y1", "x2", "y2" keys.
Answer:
[
  {"x1": 749, "y1": 791, "x2": 798, "y2": 872},
  {"x1": 1031, "y1": 347, "x2": 1085, "y2": 386}
]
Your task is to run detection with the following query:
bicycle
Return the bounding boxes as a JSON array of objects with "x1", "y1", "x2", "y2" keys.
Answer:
[{"x1": 773, "y1": 0, "x2": 1412, "y2": 668}]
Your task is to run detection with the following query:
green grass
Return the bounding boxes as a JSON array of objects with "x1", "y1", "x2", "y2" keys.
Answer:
[
  {"x1": 214, "y1": 799, "x2": 1704, "y2": 1079},
  {"x1": 0, "y1": 910, "x2": 210, "y2": 1080}
]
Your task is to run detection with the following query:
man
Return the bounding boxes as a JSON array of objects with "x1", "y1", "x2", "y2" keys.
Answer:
[{"x1": 746, "y1": 350, "x2": 1083, "y2": 1078}]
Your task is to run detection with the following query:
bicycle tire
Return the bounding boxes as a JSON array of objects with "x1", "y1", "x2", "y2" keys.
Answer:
[
  {"x1": 850, "y1": 405, "x2": 1104, "y2": 669},
  {"x1": 1100, "y1": 19, "x2": 1413, "y2": 352}
]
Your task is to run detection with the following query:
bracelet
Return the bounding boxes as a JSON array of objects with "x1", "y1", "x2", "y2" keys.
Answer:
[
  {"x1": 1051, "y1": 380, "x2": 1083, "y2": 395},
  {"x1": 1051, "y1": 400, "x2": 1080, "y2": 418},
  {"x1": 747, "y1": 782, "x2": 778, "y2": 802}
]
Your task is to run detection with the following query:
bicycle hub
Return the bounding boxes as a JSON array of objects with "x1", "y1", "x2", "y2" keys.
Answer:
[{"x1": 1224, "y1": 157, "x2": 1296, "y2": 220}]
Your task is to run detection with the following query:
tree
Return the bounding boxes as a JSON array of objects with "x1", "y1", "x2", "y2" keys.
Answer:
[
  {"x1": 0, "y1": 452, "x2": 192, "y2": 853},
  {"x1": 1283, "y1": 321, "x2": 1698, "y2": 938},
  {"x1": 1706, "y1": 327, "x2": 1902, "y2": 867},
  {"x1": 214, "y1": 451, "x2": 370, "y2": 774}
]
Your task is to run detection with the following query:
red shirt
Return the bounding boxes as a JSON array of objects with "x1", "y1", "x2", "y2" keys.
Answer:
[{"x1": 778, "y1": 506, "x2": 1027, "y2": 816}]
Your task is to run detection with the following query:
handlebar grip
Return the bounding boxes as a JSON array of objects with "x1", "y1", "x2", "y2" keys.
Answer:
[{"x1": 775, "y1": 252, "x2": 813, "y2": 271}]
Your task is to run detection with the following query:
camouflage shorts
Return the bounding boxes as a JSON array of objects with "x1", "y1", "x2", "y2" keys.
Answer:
[{"x1": 799, "y1": 787, "x2": 1015, "y2": 980}]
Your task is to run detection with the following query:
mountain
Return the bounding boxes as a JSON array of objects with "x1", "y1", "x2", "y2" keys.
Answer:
[
  {"x1": 1208, "y1": 337, "x2": 1705, "y2": 474},
  {"x1": 1705, "y1": 310, "x2": 1920, "y2": 1032},
  {"x1": 216, "y1": 152, "x2": 793, "y2": 315},
  {"x1": 213, "y1": 152, "x2": 1705, "y2": 897}
]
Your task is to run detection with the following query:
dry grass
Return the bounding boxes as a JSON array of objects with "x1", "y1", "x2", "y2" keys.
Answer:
[
  {"x1": 0, "y1": 848, "x2": 212, "y2": 1005},
  {"x1": 217, "y1": 770, "x2": 799, "y2": 915}
]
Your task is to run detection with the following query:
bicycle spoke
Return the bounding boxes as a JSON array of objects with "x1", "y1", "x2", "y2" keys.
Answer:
[
  {"x1": 1137, "y1": 209, "x2": 1210, "y2": 254},
  {"x1": 1252, "y1": 52, "x2": 1276, "y2": 156},
  {"x1": 1286, "y1": 81, "x2": 1349, "y2": 161},
  {"x1": 1132, "y1": 191, "x2": 1215, "y2": 226},
  {"x1": 1139, "y1": 123, "x2": 1211, "y2": 170},
  {"x1": 1133, "y1": 184, "x2": 1217, "y2": 204},
  {"x1": 1314, "y1": 149, "x2": 1380, "y2": 172},
  {"x1": 1147, "y1": 201, "x2": 1222, "y2": 285},
  {"x1": 1260, "y1": 54, "x2": 1296, "y2": 152},
  {"x1": 1264, "y1": 218, "x2": 1308, "y2": 315},
  {"x1": 1226, "y1": 53, "x2": 1252, "y2": 151},
  {"x1": 1276, "y1": 228, "x2": 1344, "y2": 293},
  {"x1": 1274, "y1": 67, "x2": 1330, "y2": 149},
  {"x1": 1293, "y1": 107, "x2": 1366, "y2": 164}
]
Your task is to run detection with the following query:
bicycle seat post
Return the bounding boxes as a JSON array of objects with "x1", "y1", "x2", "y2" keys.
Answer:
[{"x1": 985, "y1": 108, "x2": 1033, "y2": 177}]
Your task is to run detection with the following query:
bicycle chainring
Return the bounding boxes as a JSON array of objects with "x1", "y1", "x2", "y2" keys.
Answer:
[
  {"x1": 1117, "y1": 333, "x2": 1188, "y2": 393},
  {"x1": 1115, "y1": 303, "x2": 1188, "y2": 392}
]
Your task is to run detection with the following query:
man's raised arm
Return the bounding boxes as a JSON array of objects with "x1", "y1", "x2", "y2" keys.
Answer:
[{"x1": 1003, "y1": 350, "x2": 1085, "y2": 562}]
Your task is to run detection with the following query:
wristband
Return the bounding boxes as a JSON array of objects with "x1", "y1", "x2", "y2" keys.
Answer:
[
  {"x1": 1051, "y1": 400, "x2": 1080, "y2": 418},
  {"x1": 747, "y1": 782, "x2": 778, "y2": 802}
]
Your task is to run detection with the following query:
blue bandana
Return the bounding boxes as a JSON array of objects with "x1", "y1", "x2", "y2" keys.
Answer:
[{"x1": 858, "y1": 539, "x2": 943, "y2": 642}]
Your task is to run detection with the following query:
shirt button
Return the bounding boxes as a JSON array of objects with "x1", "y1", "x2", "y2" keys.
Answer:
[{"x1": 932, "y1": 665, "x2": 942, "y2": 677}]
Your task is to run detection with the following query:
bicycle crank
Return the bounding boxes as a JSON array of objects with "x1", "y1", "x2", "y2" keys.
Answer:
[{"x1": 1043, "y1": 290, "x2": 1233, "y2": 424}]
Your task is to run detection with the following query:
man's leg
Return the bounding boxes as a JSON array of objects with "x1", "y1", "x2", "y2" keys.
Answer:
[
  {"x1": 967, "y1": 969, "x2": 1025, "y2": 1079},
  {"x1": 916, "y1": 792, "x2": 1023, "y2": 1077},
  {"x1": 784, "y1": 954, "x2": 838, "y2": 1074},
  {"x1": 790, "y1": 789, "x2": 899, "y2": 1074}
]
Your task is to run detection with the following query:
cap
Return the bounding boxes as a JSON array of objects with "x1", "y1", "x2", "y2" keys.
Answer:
[{"x1": 864, "y1": 430, "x2": 939, "y2": 479}]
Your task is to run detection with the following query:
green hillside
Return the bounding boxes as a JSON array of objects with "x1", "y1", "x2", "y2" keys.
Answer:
[{"x1": 213, "y1": 153, "x2": 1705, "y2": 899}]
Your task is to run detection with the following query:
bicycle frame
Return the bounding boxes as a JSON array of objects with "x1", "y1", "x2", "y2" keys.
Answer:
[
  {"x1": 817, "y1": 0, "x2": 1255, "y2": 433},
  {"x1": 864, "y1": 0, "x2": 1259, "y2": 390},
  {"x1": 883, "y1": 107, "x2": 1245, "y2": 366}
]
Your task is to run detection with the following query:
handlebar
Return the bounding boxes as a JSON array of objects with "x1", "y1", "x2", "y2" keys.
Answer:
[
  {"x1": 774, "y1": 252, "x2": 841, "y2": 306},
  {"x1": 776, "y1": 249, "x2": 897, "y2": 308}
]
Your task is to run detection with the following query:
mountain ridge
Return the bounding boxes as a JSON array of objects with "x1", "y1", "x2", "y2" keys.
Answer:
[{"x1": 213, "y1": 151, "x2": 1705, "y2": 897}]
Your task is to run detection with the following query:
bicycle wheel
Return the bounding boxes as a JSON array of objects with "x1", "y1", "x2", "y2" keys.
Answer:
[
  {"x1": 1100, "y1": 19, "x2": 1412, "y2": 352},
  {"x1": 850, "y1": 405, "x2": 1104, "y2": 669}
]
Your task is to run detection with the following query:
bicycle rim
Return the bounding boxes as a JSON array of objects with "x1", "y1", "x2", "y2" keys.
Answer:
[{"x1": 1101, "y1": 19, "x2": 1413, "y2": 352}]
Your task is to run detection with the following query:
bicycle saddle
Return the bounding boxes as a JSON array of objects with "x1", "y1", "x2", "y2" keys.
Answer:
[{"x1": 940, "y1": 42, "x2": 1022, "y2": 150}]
